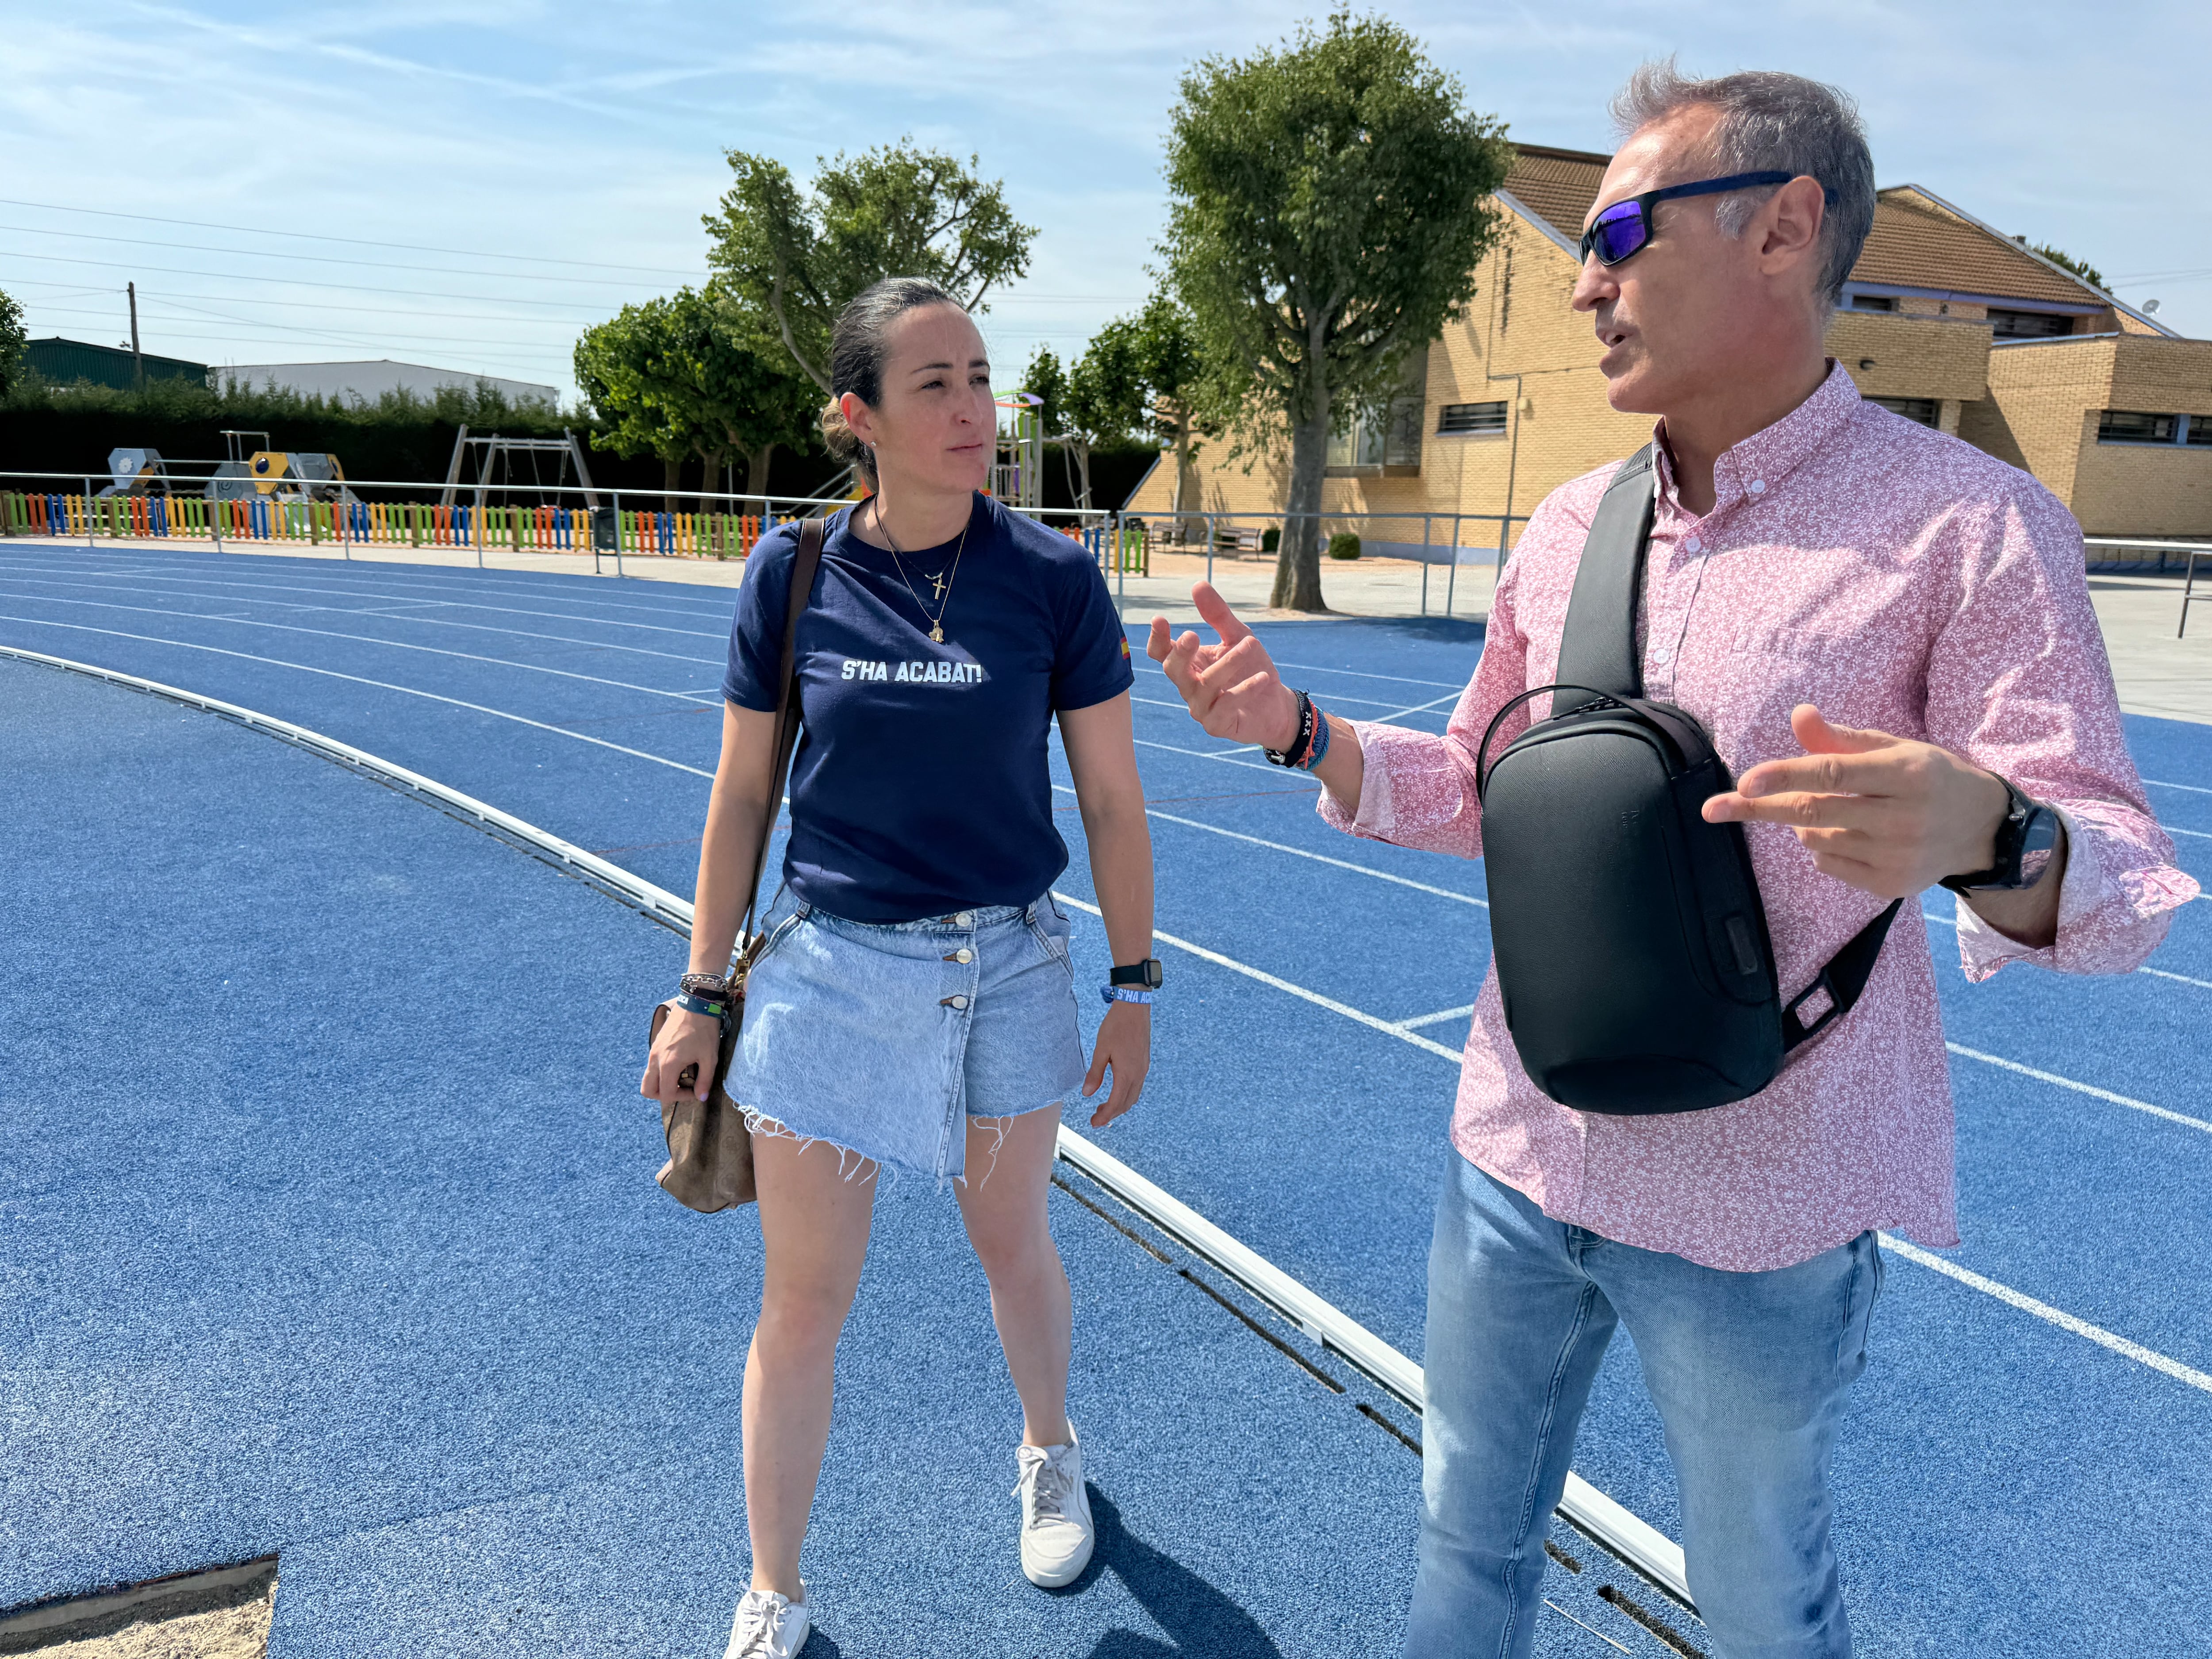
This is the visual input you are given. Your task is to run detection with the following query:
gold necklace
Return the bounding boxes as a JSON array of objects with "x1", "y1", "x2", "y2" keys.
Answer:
[{"x1": 875, "y1": 498, "x2": 969, "y2": 644}]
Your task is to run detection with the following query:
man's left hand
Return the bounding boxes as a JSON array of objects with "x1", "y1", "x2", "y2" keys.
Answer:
[{"x1": 1701, "y1": 703, "x2": 2012, "y2": 900}]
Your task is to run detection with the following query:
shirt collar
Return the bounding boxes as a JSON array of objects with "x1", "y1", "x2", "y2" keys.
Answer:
[{"x1": 1650, "y1": 359, "x2": 1861, "y2": 516}]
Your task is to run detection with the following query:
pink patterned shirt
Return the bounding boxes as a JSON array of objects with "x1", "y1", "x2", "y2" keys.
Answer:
[{"x1": 1322, "y1": 362, "x2": 2197, "y2": 1270}]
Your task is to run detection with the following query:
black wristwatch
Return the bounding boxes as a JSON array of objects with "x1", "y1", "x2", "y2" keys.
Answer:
[
  {"x1": 1939, "y1": 777, "x2": 2062, "y2": 894},
  {"x1": 1110, "y1": 960, "x2": 1165, "y2": 990}
]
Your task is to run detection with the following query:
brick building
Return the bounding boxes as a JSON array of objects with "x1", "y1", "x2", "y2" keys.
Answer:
[{"x1": 1125, "y1": 145, "x2": 2210, "y2": 554}]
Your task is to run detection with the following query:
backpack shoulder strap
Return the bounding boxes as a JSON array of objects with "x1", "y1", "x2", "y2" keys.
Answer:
[{"x1": 1552, "y1": 445, "x2": 1657, "y2": 714}]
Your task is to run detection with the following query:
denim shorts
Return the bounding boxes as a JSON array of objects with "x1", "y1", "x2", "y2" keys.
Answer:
[{"x1": 726, "y1": 888, "x2": 1087, "y2": 1184}]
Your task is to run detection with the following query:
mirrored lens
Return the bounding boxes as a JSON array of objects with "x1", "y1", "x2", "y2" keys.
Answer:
[{"x1": 1589, "y1": 203, "x2": 1647, "y2": 265}]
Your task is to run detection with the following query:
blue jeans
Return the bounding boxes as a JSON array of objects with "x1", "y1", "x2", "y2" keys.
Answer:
[{"x1": 1409, "y1": 1153, "x2": 1882, "y2": 1659}]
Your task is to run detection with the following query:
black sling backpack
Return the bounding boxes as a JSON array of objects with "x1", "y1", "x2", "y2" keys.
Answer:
[{"x1": 1473, "y1": 446, "x2": 1902, "y2": 1115}]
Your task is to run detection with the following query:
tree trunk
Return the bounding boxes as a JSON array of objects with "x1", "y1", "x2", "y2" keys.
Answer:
[
  {"x1": 743, "y1": 442, "x2": 776, "y2": 500},
  {"x1": 1075, "y1": 439, "x2": 1092, "y2": 511},
  {"x1": 1172, "y1": 413, "x2": 1200, "y2": 544},
  {"x1": 1271, "y1": 381, "x2": 1330, "y2": 612},
  {"x1": 662, "y1": 455, "x2": 682, "y2": 517},
  {"x1": 698, "y1": 448, "x2": 726, "y2": 515}
]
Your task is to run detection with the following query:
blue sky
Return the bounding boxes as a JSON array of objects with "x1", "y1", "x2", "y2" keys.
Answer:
[{"x1": 2, "y1": 0, "x2": 2203, "y2": 405}]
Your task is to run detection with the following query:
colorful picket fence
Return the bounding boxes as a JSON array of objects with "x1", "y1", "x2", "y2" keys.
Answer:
[{"x1": 0, "y1": 491, "x2": 786, "y2": 560}]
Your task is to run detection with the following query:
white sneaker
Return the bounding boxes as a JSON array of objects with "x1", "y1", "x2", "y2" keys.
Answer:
[
  {"x1": 1013, "y1": 1430, "x2": 1095, "y2": 1588},
  {"x1": 725, "y1": 1584, "x2": 810, "y2": 1659}
]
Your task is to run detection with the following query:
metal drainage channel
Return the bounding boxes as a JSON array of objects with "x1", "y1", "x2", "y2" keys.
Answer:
[{"x1": 0, "y1": 641, "x2": 1696, "y2": 1613}]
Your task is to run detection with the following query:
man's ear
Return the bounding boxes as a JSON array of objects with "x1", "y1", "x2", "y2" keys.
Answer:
[{"x1": 1757, "y1": 176, "x2": 1827, "y2": 273}]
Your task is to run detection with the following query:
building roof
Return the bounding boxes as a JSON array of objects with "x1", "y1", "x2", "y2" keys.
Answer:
[
  {"x1": 216, "y1": 359, "x2": 558, "y2": 406},
  {"x1": 1499, "y1": 145, "x2": 1610, "y2": 251},
  {"x1": 1852, "y1": 188, "x2": 2104, "y2": 307},
  {"x1": 24, "y1": 336, "x2": 208, "y2": 392},
  {"x1": 1495, "y1": 147, "x2": 2130, "y2": 317}
]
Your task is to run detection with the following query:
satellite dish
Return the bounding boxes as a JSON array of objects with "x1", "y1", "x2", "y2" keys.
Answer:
[{"x1": 2144, "y1": 300, "x2": 2162, "y2": 314}]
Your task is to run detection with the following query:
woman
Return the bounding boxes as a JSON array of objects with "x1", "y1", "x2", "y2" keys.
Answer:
[{"x1": 641, "y1": 276, "x2": 1156, "y2": 1659}]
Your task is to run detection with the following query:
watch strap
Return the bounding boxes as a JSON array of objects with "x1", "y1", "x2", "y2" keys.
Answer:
[{"x1": 1109, "y1": 959, "x2": 1164, "y2": 989}]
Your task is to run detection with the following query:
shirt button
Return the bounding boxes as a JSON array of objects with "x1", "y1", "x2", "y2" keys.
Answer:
[
  {"x1": 954, "y1": 911, "x2": 973, "y2": 927},
  {"x1": 1748, "y1": 479, "x2": 1766, "y2": 494},
  {"x1": 1652, "y1": 645, "x2": 1674, "y2": 666},
  {"x1": 1685, "y1": 535, "x2": 1703, "y2": 553},
  {"x1": 954, "y1": 948, "x2": 973, "y2": 964},
  {"x1": 949, "y1": 995, "x2": 969, "y2": 1010}
]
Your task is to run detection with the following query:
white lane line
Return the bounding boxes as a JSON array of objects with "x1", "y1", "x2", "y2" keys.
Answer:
[
  {"x1": 2167, "y1": 824, "x2": 2212, "y2": 841},
  {"x1": 0, "y1": 569, "x2": 721, "y2": 667},
  {"x1": 0, "y1": 614, "x2": 715, "y2": 779},
  {"x1": 1881, "y1": 1234, "x2": 2212, "y2": 1396},
  {"x1": 0, "y1": 590, "x2": 723, "y2": 703},
  {"x1": 1051, "y1": 783, "x2": 1481, "y2": 906},
  {"x1": 1921, "y1": 908, "x2": 2211, "y2": 990},
  {"x1": 1052, "y1": 880, "x2": 2212, "y2": 1395},
  {"x1": 0, "y1": 549, "x2": 744, "y2": 622},
  {"x1": 1544, "y1": 1601, "x2": 1632, "y2": 1655},
  {"x1": 1947, "y1": 1044, "x2": 2203, "y2": 1141},
  {"x1": 1050, "y1": 890, "x2": 1465, "y2": 1062},
  {"x1": 1146, "y1": 808, "x2": 1488, "y2": 907},
  {"x1": 1133, "y1": 736, "x2": 1278, "y2": 773},
  {"x1": 0, "y1": 562, "x2": 726, "y2": 637},
  {"x1": 1943, "y1": 1041, "x2": 2212, "y2": 1134},
  {"x1": 1133, "y1": 658, "x2": 1457, "y2": 712},
  {"x1": 1371, "y1": 689, "x2": 1463, "y2": 722},
  {"x1": 2146, "y1": 778, "x2": 2212, "y2": 797},
  {"x1": 1396, "y1": 1005, "x2": 1477, "y2": 1030}
]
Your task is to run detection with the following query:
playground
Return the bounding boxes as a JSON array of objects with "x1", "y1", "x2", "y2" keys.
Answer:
[{"x1": 0, "y1": 532, "x2": 2208, "y2": 1657}]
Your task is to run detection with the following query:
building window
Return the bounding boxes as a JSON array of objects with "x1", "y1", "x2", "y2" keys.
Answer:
[
  {"x1": 1437, "y1": 400, "x2": 1508, "y2": 436},
  {"x1": 2097, "y1": 410, "x2": 2179, "y2": 445},
  {"x1": 1326, "y1": 362, "x2": 1429, "y2": 474},
  {"x1": 1987, "y1": 307, "x2": 2075, "y2": 339},
  {"x1": 1849, "y1": 294, "x2": 1897, "y2": 312},
  {"x1": 1869, "y1": 396, "x2": 1939, "y2": 426}
]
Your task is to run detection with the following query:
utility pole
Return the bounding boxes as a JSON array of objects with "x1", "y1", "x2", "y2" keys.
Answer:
[{"x1": 127, "y1": 281, "x2": 144, "y2": 393}]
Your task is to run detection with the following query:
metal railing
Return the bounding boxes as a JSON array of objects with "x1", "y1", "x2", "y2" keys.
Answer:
[
  {"x1": 1120, "y1": 508, "x2": 1528, "y2": 620},
  {"x1": 2080, "y1": 537, "x2": 2212, "y2": 638},
  {"x1": 0, "y1": 467, "x2": 1111, "y2": 582}
]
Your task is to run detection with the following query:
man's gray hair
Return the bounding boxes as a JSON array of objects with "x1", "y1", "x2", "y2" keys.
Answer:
[{"x1": 1610, "y1": 59, "x2": 1876, "y2": 309}]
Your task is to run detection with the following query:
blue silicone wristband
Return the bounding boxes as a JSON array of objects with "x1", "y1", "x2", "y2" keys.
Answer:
[
  {"x1": 672, "y1": 991, "x2": 730, "y2": 1019},
  {"x1": 1099, "y1": 986, "x2": 1155, "y2": 1006}
]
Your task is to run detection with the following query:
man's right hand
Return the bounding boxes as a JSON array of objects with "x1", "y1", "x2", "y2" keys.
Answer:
[{"x1": 1146, "y1": 582, "x2": 1301, "y2": 749}]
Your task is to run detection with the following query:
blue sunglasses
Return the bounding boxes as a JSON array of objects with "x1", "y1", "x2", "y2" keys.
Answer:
[{"x1": 1578, "y1": 171, "x2": 1839, "y2": 266}]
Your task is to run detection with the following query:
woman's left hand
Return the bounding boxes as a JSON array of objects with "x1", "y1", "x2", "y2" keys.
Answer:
[{"x1": 1083, "y1": 1001, "x2": 1151, "y2": 1128}]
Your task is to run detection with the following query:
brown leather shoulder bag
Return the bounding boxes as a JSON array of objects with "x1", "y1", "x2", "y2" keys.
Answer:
[{"x1": 648, "y1": 515, "x2": 826, "y2": 1212}]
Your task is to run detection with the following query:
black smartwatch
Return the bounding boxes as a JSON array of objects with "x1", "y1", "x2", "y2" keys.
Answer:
[
  {"x1": 1939, "y1": 777, "x2": 2062, "y2": 894},
  {"x1": 1110, "y1": 960, "x2": 1165, "y2": 990}
]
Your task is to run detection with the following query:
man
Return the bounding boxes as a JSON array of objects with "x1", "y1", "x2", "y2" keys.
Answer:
[{"x1": 1149, "y1": 62, "x2": 2196, "y2": 1659}]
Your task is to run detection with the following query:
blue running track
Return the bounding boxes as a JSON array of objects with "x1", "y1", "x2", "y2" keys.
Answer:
[{"x1": 2, "y1": 540, "x2": 2208, "y2": 1656}]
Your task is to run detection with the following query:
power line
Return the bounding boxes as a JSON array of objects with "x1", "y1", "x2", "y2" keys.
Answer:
[
  {"x1": 0, "y1": 221, "x2": 704, "y2": 290},
  {"x1": 0, "y1": 195, "x2": 703, "y2": 279},
  {"x1": 4, "y1": 273, "x2": 599, "y2": 327},
  {"x1": 0, "y1": 249, "x2": 640, "y2": 309}
]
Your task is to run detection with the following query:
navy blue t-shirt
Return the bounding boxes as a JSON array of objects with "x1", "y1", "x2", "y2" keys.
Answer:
[{"x1": 722, "y1": 493, "x2": 1133, "y2": 923}]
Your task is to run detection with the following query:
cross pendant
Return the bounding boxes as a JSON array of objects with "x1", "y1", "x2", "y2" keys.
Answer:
[{"x1": 929, "y1": 572, "x2": 948, "y2": 600}]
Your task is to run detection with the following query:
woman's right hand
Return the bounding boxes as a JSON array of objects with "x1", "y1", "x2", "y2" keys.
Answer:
[{"x1": 641, "y1": 1006, "x2": 724, "y2": 1107}]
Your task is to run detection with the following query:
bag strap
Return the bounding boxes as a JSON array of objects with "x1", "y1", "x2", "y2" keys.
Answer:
[
  {"x1": 735, "y1": 515, "x2": 827, "y2": 951},
  {"x1": 1552, "y1": 445, "x2": 1657, "y2": 715},
  {"x1": 1782, "y1": 898, "x2": 1904, "y2": 1051}
]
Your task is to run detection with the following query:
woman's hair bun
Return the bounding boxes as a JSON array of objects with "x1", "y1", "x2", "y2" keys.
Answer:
[{"x1": 819, "y1": 398, "x2": 865, "y2": 467}]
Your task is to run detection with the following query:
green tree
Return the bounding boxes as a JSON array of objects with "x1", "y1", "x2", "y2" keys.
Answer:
[
  {"x1": 1161, "y1": 12, "x2": 1513, "y2": 610},
  {"x1": 0, "y1": 286, "x2": 27, "y2": 399},
  {"x1": 1091, "y1": 295, "x2": 1207, "y2": 530},
  {"x1": 573, "y1": 288, "x2": 818, "y2": 512},
  {"x1": 574, "y1": 295, "x2": 710, "y2": 512},
  {"x1": 2027, "y1": 241, "x2": 2107, "y2": 293},
  {"x1": 705, "y1": 141, "x2": 1036, "y2": 393}
]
